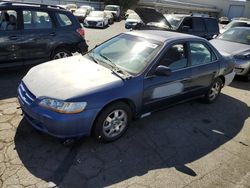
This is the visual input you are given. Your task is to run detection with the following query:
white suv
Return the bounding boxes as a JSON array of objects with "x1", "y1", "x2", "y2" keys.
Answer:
[{"x1": 104, "y1": 5, "x2": 120, "y2": 21}]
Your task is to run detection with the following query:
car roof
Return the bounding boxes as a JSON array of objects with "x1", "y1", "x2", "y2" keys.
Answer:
[
  {"x1": 0, "y1": 1, "x2": 68, "y2": 12},
  {"x1": 126, "y1": 30, "x2": 203, "y2": 43}
]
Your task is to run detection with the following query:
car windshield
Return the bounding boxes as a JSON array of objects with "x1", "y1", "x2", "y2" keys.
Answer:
[
  {"x1": 88, "y1": 34, "x2": 162, "y2": 75},
  {"x1": 164, "y1": 15, "x2": 183, "y2": 29},
  {"x1": 105, "y1": 6, "x2": 118, "y2": 11},
  {"x1": 128, "y1": 14, "x2": 140, "y2": 20},
  {"x1": 219, "y1": 28, "x2": 250, "y2": 45},
  {"x1": 89, "y1": 11, "x2": 104, "y2": 17},
  {"x1": 75, "y1": 9, "x2": 87, "y2": 14}
]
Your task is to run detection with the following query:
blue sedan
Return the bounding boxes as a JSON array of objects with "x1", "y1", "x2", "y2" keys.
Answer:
[{"x1": 18, "y1": 30, "x2": 235, "y2": 142}]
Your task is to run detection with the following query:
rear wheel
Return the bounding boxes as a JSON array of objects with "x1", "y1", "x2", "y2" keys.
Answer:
[
  {"x1": 93, "y1": 102, "x2": 132, "y2": 142},
  {"x1": 204, "y1": 78, "x2": 223, "y2": 103},
  {"x1": 51, "y1": 48, "x2": 72, "y2": 60}
]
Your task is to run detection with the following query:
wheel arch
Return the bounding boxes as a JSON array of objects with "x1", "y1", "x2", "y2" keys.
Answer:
[
  {"x1": 217, "y1": 75, "x2": 225, "y2": 86},
  {"x1": 90, "y1": 98, "x2": 137, "y2": 135}
]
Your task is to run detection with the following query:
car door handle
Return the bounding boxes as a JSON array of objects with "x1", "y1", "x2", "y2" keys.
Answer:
[
  {"x1": 50, "y1": 32, "x2": 56, "y2": 36},
  {"x1": 9, "y1": 36, "x2": 18, "y2": 40}
]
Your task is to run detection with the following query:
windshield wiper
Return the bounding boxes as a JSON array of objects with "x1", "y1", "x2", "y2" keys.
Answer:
[
  {"x1": 99, "y1": 53, "x2": 132, "y2": 79},
  {"x1": 88, "y1": 52, "x2": 99, "y2": 64}
]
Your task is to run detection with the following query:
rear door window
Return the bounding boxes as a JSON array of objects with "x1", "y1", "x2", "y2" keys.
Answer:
[
  {"x1": 192, "y1": 18, "x2": 205, "y2": 32},
  {"x1": 0, "y1": 10, "x2": 18, "y2": 31},
  {"x1": 55, "y1": 13, "x2": 72, "y2": 27},
  {"x1": 23, "y1": 10, "x2": 52, "y2": 29}
]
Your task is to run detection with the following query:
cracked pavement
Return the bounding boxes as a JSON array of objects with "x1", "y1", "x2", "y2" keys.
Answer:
[{"x1": 0, "y1": 21, "x2": 250, "y2": 188}]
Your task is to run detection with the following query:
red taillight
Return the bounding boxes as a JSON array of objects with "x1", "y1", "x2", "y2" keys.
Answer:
[{"x1": 77, "y1": 28, "x2": 85, "y2": 38}]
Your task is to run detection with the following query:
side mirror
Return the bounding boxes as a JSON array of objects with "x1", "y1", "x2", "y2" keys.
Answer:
[
  {"x1": 155, "y1": 65, "x2": 172, "y2": 76},
  {"x1": 182, "y1": 26, "x2": 191, "y2": 32}
]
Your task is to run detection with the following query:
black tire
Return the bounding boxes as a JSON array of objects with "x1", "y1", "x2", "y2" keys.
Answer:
[
  {"x1": 51, "y1": 48, "x2": 72, "y2": 60},
  {"x1": 93, "y1": 102, "x2": 132, "y2": 142},
  {"x1": 204, "y1": 78, "x2": 223, "y2": 104},
  {"x1": 243, "y1": 71, "x2": 250, "y2": 82}
]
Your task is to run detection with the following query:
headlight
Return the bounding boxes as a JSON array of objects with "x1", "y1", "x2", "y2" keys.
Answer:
[{"x1": 39, "y1": 98, "x2": 87, "y2": 114}]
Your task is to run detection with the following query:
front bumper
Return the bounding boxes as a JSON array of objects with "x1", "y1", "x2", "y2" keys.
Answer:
[
  {"x1": 18, "y1": 83, "x2": 100, "y2": 138},
  {"x1": 234, "y1": 59, "x2": 250, "y2": 76}
]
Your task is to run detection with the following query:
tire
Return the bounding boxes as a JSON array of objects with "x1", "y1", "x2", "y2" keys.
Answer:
[
  {"x1": 204, "y1": 78, "x2": 223, "y2": 104},
  {"x1": 243, "y1": 71, "x2": 250, "y2": 82},
  {"x1": 93, "y1": 102, "x2": 132, "y2": 142},
  {"x1": 51, "y1": 48, "x2": 72, "y2": 60}
]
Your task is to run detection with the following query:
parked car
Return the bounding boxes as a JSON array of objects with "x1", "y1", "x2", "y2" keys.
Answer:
[
  {"x1": 18, "y1": 30, "x2": 235, "y2": 142},
  {"x1": 84, "y1": 11, "x2": 109, "y2": 28},
  {"x1": 80, "y1": 5, "x2": 95, "y2": 12},
  {"x1": 220, "y1": 20, "x2": 250, "y2": 33},
  {"x1": 104, "y1": 5, "x2": 121, "y2": 21},
  {"x1": 0, "y1": 1, "x2": 88, "y2": 68},
  {"x1": 73, "y1": 8, "x2": 90, "y2": 23},
  {"x1": 125, "y1": 13, "x2": 142, "y2": 29},
  {"x1": 134, "y1": 8, "x2": 220, "y2": 40},
  {"x1": 65, "y1": 4, "x2": 77, "y2": 13},
  {"x1": 210, "y1": 27, "x2": 250, "y2": 81},
  {"x1": 106, "y1": 12, "x2": 114, "y2": 25},
  {"x1": 219, "y1": 17, "x2": 229, "y2": 24},
  {"x1": 124, "y1": 9, "x2": 135, "y2": 19}
]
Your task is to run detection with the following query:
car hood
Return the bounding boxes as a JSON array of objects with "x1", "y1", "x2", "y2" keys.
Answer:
[
  {"x1": 86, "y1": 17, "x2": 104, "y2": 21},
  {"x1": 210, "y1": 39, "x2": 250, "y2": 56},
  {"x1": 22, "y1": 55, "x2": 123, "y2": 100},
  {"x1": 134, "y1": 7, "x2": 172, "y2": 28}
]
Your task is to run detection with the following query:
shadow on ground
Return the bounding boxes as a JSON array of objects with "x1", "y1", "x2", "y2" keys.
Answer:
[
  {"x1": 0, "y1": 68, "x2": 30, "y2": 100},
  {"x1": 14, "y1": 93, "x2": 250, "y2": 187}
]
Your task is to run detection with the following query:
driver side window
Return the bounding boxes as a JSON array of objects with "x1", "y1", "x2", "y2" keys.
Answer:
[{"x1": 159, "y1": 43, "x2": 188, "y2": 71}]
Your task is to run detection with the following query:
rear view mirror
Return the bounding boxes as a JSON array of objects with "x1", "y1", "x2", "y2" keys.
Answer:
[{"x1": 155, "y1": 65, "x2": 172, "y2": 76}]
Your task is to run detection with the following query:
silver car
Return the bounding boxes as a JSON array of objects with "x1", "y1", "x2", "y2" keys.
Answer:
[{"x1": 210, "y1": 27, "x2": 250, "y2": 81}]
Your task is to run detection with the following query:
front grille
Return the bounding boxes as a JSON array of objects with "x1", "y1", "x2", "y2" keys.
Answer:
[
  {"x1": 18, "y1": 82, "x2": 36, "y2": 105},
  {"x1": 88, "y1": 21, "x2": 97, "y2": 26}
]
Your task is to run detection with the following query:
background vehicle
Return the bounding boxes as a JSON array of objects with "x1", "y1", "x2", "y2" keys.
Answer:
[
  {"x1": 106, "y1": 12, "x2": 114, "y2": 25},
  {"x1": 219, "y1": 16, "x2": 229, "y2": 24},
  {"x1": 73, "y1": 8, "x2": 90, "y2": 23},
  {"x1": 125, "y1": 9, "x2": 135, "y2": 19},
  {"x1": 84, "y1": 11, "x2": 109, "y2": 28},
  {"x1": 65, "y1": 4, "x2": 77, "y2": 13},
  {"x1": 80, "y1": 5, "x2": 95, "y2": 12},
  {"x1": 125, "y1": 13, "x2": 142, "y2": 29},
  {"x1": 220, "y1": 20, "x2": 250, "y2": 33},
  {"x1": 104, "y1": 5, "x2": 121, "y2": 21},
  {"x1": 211, "y1": 27, "x2": 250, "y2": 81},
  {"x1": 134, "y1": 8, "x2": 220, "y2": 40},
  {"x1": 0, "y1": 1, "x2": 88, "y2": 68},
  {"x1": 19, "y1": 31, "x2": 235, "y2": 142}
]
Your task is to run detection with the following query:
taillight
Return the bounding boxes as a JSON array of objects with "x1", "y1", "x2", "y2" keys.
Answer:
[{"x1": 77, "y1": 28, "x2": 85, "y2": 38}]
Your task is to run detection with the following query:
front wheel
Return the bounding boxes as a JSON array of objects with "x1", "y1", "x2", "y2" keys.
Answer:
[
  {"x1": 204, "y1": 78, "x2": 223, "y2": 103},
  {"x1": 93, "y1": 102, "x2": 132, "y2": 142}
]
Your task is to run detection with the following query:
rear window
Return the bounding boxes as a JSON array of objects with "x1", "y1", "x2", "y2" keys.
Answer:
[
  {"x1": 193, "y1": 18, "x2": 205, "y2": 32},
  {"x1": 55, "y1": 13, "x2": 72, "y2": 27},
  {"x1": 205, "y1": 18, "x2": 219, "y2": 33}
]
